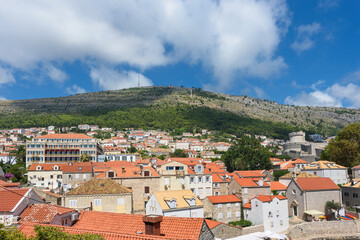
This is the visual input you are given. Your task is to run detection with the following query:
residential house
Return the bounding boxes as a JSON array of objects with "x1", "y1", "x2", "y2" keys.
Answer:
[
  {"x1": 212, "y1": 173, "x2": 239, "y2": 196},
  {"x1": 94, "y1": 161, "x2": 160, "y2": 214},
  {"x1": 352, "y1": 165, "x2": 360, "y2": 179},
  {"x1": 27, "y1": 163, "x2": 66, "y2": 190},
  {"x1": 301, "y1": 161, "x2": 348, "y2": 185},
  {"x1": 175, "y1": 140, "x2": 189, "y2": 150},
  {"x1": 205, "y1": 219, "x2": 242, "y2": 240},
  {"x1": 279, "y1": 171, "x2": 318, "y2": 187},
  {"x1": 19, "y1": 204, "x2": 79, "y2": 226},
  {"x1": 155, "y1": 160, "x2": 189, "y2": 191},
  {"x1": 243, "y1": 195, "x2": 289, "y2": 233},
  {"x1": 228, "y1": 178, "x2": 271, "y2": 203},
  {"x1": 62, "y1": 162, "x2": 93, "y2": 192},
  {"x1": 146, "y1": 190, "x2": 203, "y2": 218},
  {"x1": 342, "y1": 179, "x2": 360, "y2": 208},
  {"x1": 62, "y1": 178, "x2": 133, "y2": 213},
  {"x1": 0, "y1": 188, "x2": 43, "y2": 226},
  {"x1": 0, "y1": 179, "x2": 20, "y2": 189},
  {"x1": 274, "y1": 158, "x2": 309, "y2": 172},
  {"x1": 203, "y1": 195, "x2": 241, "y2": 223},
  {"x1": 286, "y1": 177, "x2": 341, "y2": 219},
  {"x1": 149, "y1": 147, "x2": 172, "y2": 157},
  {"x1": 270, "y1": 181, "x2": 287, "y2": 195},
  {"x1": 234, "y1": 170, "x2": 271, "y2": 182}
]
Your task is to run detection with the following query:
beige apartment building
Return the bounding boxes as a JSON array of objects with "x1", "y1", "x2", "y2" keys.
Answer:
[
  {"x1": 62, "y1": 178, "x2": 133, "y2": 213},
  {"x1": 156, "y1": 160, "x2": 190, "y2": 191},
  {"x1": 203, "y1": 195, "x2": 241, "y2": 223},
  {"x1": 26, "y1": 133, "x2": 103, "y2": 167}
]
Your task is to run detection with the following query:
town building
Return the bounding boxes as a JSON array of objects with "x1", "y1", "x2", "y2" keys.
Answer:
[
  {"x1": 19, "y1": 204, "x2": 79, "y2": 226},
  {"x1": 62, "y1": 162, "x2": 93, "y2": 192},
  {"x1": 286, "y1": 177, "x2": 342, "y2": 220},
  {"x1": 243, "y1": 195, "x2": 289, "y2": 233},
  {"x1": 203, "y1": 195, "x2": 241, "y2": 223},
  {"x1": 62, "y1": 178, "x2": 133, "y2": 213},
  {"x1": 228, "y1": 178, "x2": 271, "y2": 203},
  {"x1": 0, "y1": 188, "x2": 43, "y2": 226},
  {"x1": 301, "y1": 161, "x2": 348, "y2": 185},
  {"x1": 26, "y1": 133, "x2": 103, "y2": 167},
  {"x1": 146, "y1": 189, "x2": 203, "y2": 218},
  {"x1": 279, "y1": 171, "x2": 318, "y2": 187},
  {"x1": 27, "y1": 163, "x2": 66, "y2": 190},
  {"x1": 342, "y1": 179, "x2": 360, "y2": 208},
  {"x1": 155, "y1": 160, "x2": 190, "y2": 191}
]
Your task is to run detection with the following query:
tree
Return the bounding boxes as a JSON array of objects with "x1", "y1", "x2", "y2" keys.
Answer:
[
  {"x1": 16, "y1": 145, "x2": 26, "y2": 163},
  {"x1": 80, "y1": 153, "x2": 91, "y2": 162},
  {"x1": 222, "y1": 136, "x2": 272, "y2": 172},
  {"x1": 170, "y1": 149, "x2": 187, "y2": 158},
  {"x1": 273, "y1": 170, "x2": 290, "y2": 181},
  {"x1": 129, "y1": 145, "x2": 137, "y2": 154},
  {"x1": 321, "y1": 123, "x2": 360, "y2": 171},
  {"x1": 325, "y1": 201, "x2": 342, "y2": 220}
]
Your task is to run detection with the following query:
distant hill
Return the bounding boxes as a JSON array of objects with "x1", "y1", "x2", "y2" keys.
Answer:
[{"x1": 0, "y1": 86, "x2": 359, "y2": 139}]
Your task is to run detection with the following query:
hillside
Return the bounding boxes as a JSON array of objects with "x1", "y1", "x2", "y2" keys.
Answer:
[{"x1": 0, "y1": 86, "x2": 359, "y2": 138}]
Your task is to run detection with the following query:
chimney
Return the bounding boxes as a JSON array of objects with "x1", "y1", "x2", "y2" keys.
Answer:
[{"x1": 143, "y1": 215, "x2": 163, "y2": 236}]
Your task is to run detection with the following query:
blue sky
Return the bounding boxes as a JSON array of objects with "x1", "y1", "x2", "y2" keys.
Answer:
[{"x1": 0, "y1": 0, "x2": 360, "y2": 108}]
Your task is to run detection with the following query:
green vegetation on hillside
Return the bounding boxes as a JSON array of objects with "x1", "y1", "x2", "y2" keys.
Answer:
[{"x1": 0, "y1": 104, "x2": 297, "y2": 139}]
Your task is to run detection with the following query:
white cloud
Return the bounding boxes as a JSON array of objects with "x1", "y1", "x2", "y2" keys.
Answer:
[
  {"x1": 66, "y1": 84, "x2": 86, "y2": 95},
  {"x1": 45, "y1": 64, "x2": 68, "y2": 82},
  {"x1": 0, "y1": 0, "x2": 290, "y2": 91},
  {"x1": 291, "y1": 22, "x2": 321, "y2": 53},
  {"x1": 0, "y1": 96, "x2": 6, "y2": 100},
  {"x1": 0, "y1": 67, "x2": 15, "y2": 86},
  {"x1": 285, "y1": 83, "x2": 360, "y2": 108},
  {"x1": 254, "y1": 86, "x2": 265, "y2": 98},
  {"x1": 90, "y1": 67, "x2": 153, "y2": 90},
  {"x1": 318, "y1": 0, "x2": 340, "y2": 10}
]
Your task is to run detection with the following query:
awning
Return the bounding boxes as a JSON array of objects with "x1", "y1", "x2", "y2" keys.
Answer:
[{"x1": 304, "y1": 210, "x2": 325, "y2": 215}]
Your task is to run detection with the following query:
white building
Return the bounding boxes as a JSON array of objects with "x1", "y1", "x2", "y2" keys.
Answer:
[
  {"x1": 301, "y1": 161, "x2": 348, "y2": 185},
  {"x1": 189, "y1": 163, "x2": 212, "y2": 199},
  {"x1": 146, "y1": 190, "x2": 203, "y2": 218},
  {"x1": 243, "y1": 195, "x2": 289, "y2": 233},
  {"x1": 175, "y1": 141, "x2": 189, "y2": 150},
  {"x1": 27, "y1": 163, "x2": 65, "y2": 189}
]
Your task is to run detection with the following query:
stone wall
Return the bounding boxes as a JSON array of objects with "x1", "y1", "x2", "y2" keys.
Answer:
[
  {"x1": 241, "y1": 224, "x2": 264, "y2": 235},
  {"x1": 287, "y1": 220, "x2": 360, "y2": 240}
]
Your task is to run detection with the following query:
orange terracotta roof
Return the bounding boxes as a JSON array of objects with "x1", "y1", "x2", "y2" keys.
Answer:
[
  {"x1": 255, "y1": 195, "x2": 287, "y2": 203},
  {"x1": 296, "y1": 177, "x2": 340, "y2": 191},
  {"x1": 0, "y1": 179, "x2": 20, "y2": 187},
  {"x1": 205, "y1": 219, "x2": 221, "y2": 229},
  {"x1": 0, "y1": 188, "x2": 30, "y2": 211},
  {"x1": 62, "y1": 163, "x2": 93, "y2": 173},
  {"x1": 234, "y1": 170, "x2": 265, "y2": 178},
  {"x1": 243, "y1": 202, "x2": 251, "y2": 209},
  {"x1": 270, "y1": 181, "x2": 287, "y2": 191},
  {"x1": 28, "y1": 163, "x2": 68, "y2": 171},
  {"x1": 18, "y1": 222, "x2": 164, "y2": 240},
  {"x1": 19, "y1": 204, "x2": 75, "y2": 224},
  {"x1": 212, "y1": 174, "x2": 226, "y2": 183},
  {"x1": 206, "y1": 195, "x2": 241, "y2": 204},
  {"x1": 234, "y1": 178, "x2": 268, "y2": 187},
  {"x1": 73, "y1": 210, "x2": 205, "y2": 240},
  {"x1": 35, "y1": 133, "x2": 94, "y2": 139}
]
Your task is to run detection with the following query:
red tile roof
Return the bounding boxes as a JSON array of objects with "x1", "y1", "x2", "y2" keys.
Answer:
[
  {"x1": 35, "y1": 133, "x2": 94, "y2": 139},
  {"x1": 206, "y1": 195, "x2": 241, "y2": 204},
  {"x1": 234, "y1": 178, "x2": 269, "y2": 187},
  {"x1": 73, "y1": 210, "x2": 205, "y2": 240},
  {"x1": 0, "y1": 188, "x2": 30, "y2": 212},
  {"x1": 19, "y1": 204, "x2": 75, "y2": 224},
  {"x1": 0, "y1": 179, "x2": 20, "y2": 188},
  {"x1": 62, "y1": 163, "x2": 93, "y2": 173},
  {"x1": 204, "y1": 219, "x2": 221, "y2": 229},
  {"x1": 18, "y1": 222, "x2": 164, "y2": 240},
  {"x1": 28, "y1": 163, "x2": 67, "y2": 171},
  {"x1": 212, "y1": 174, "x2": 226, "y2": 183},
  {"x1": 243, "y1": 195, "x2": 287, "y2": 209},
  {"x1": 296, "y1": 177, "x2": 340, "y2": 191},
  {"x1": 234, "y1": 170, "x2": 265, "y2": 178},
  {"x1": 270, "y1": 181, "x2": 287, "y2": 191}
]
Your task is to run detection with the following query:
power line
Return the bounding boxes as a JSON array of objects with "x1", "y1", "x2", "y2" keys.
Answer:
[{"x1": 0, "y1": 184, "x2": 45, "y2": 204}]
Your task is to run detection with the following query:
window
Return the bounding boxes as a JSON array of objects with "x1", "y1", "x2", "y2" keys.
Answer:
[
  {"x1": 144, "y1": 171, "x2": 150, "y2": 176},
  {"x1": 83, "y1": 174, "x2": 86, "y2": 179},
  {"x1": 108, "y1": 172, "x2": 114, "y2": 178},
  {"x1": 198, "y1": 188, "x2": 203, "y2": 194},
  {"x1": 199, "y1": 177, "x2": 203, "y2": 183},
  {"x1": 206, "y1": 176, "x2": 210, "y2": 182},
  {"x1": 190, "y1": 177, "x2": 194, "y2": 183},
  {"x1": 353, "y1": 193, "x2": 358, "y2": 198},
  {"x1": 165, "y1": 178, "x2": 169, "y2": 185},
  {"x1": 292, "y1": 189, "x2": 296, "y2": 195},
  {"x1": 145, "y1": 186, "x2": 150, "y2": 194},
  {"x1": 227, "y1": 203, "x2": 231, "y2": 208},
  {"x1": 227, "y1": 212, "x2": 231, "y2": 219},
  {"x1": 175, "y1": 166, "x2": 184, "y2": 170},
  {"x1": 344, "y1": 192, "x2": 349, "y2": 196},
  {"x1": 280, "y1": 220, "x2": 283, "y2": 226},
  {"x1": 268, "y1": 211, "x2": 273, "y2": 218},
  {"x1": 75, "y1": 174, "x2": 79, "y2": 179},
  {"x1": 218, "y1": 213, "x2": 223, "y2": 219},
  {"x1": 69, "y1": 200, "x2": 77, "y2": 207},
  {"x1": 236, "y1": 211, "x2": 240, "y2": 218},
  {"x1": 214, "y1": 183, "x2": 219, "y2": 188},
  {"x1": 180, "y1": 177, "x2": 185, "y2": 185},
  {"x1": 191, "y1": 188, "x2": 196, "y2": 194},
  {"x1": 218, "y1": 204, "x2": 222, "y2": 209},
  {"x1": 235, "y1": 203, "x2": 240, "y2": 207},
  {"x1": 68, "y1": 174, "x2": 72, "y2": 179},
  {"x1": 166, "y1": 166, "x2": 174, "y2": 170},
  {"x1": 215, "y1": 192, "x2": 219, "y2": 196},
  {"x1": 118, "y1": 198, "x2": 124, "y2": 205},
  {"x1": 206, "y1": 187, "x2": 211, "y2": 194},
  {"x1": 244, "y1": 188, "x2": 248, "y2": 193},
  {"x1": 61, "y1": 219, "x2": 68, "y2": 226},
  {"x1": 50, "y1": 175, "x2": 53, "y2": 179},
  {"x1": 270, "y1": 222, "x2": 274, "y2": 227},
  {"x1": 94, "y1": 199, "x2": 101, "y2": 206}
]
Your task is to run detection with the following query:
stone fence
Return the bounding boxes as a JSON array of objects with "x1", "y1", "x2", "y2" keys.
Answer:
[{"x1": 287, "y1": 220, "x2": 360, "y2": 240}]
